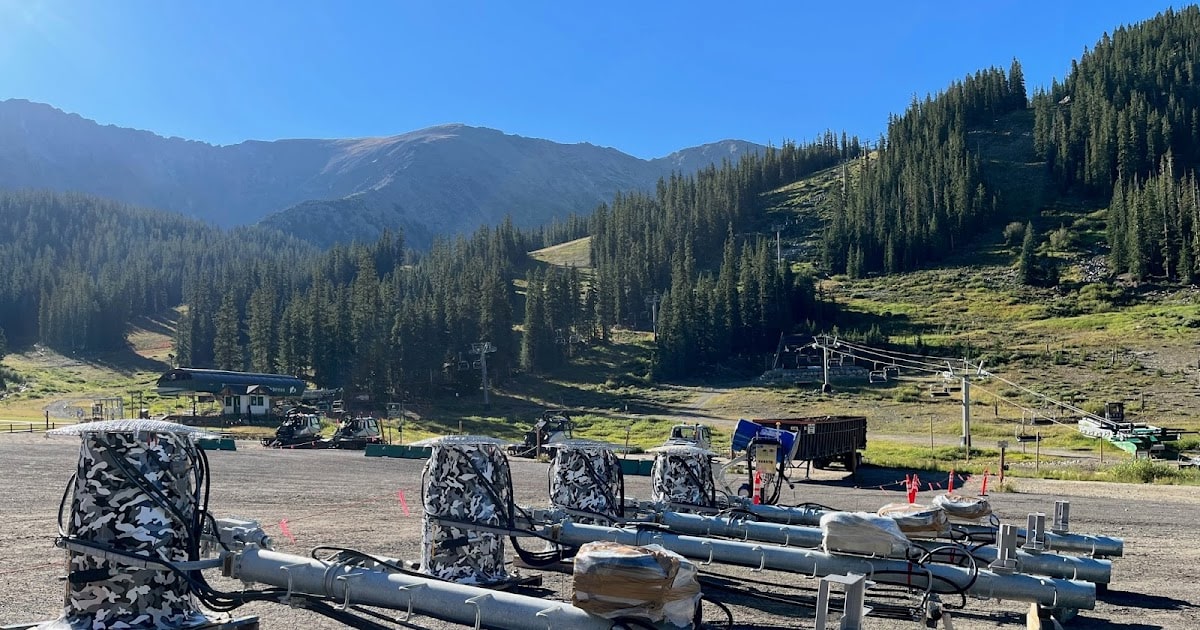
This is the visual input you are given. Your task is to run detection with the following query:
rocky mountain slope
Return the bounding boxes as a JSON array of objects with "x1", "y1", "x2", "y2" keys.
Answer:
[{"x1": 0, "y1": 99, "x2": 762, "y2": 247}]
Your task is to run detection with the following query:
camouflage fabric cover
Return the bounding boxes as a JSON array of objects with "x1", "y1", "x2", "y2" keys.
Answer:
[
  {"x1": 45, "y1": 430, "x2": 209, "y2": 629},
  {"x1": 651, "y1": 449, "x2": 716, "y2": 510},
  {"x1": 550, "y1": 446, "x2": 622, "y2": 523},
  {"x1": 420, "y1": 441, "x2": 512, "y2": 584}
]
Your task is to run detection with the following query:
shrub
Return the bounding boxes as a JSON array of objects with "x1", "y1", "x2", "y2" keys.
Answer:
[
  {"x1": 1048, "y1": 225, "x2": 1077, "y2": 250},
  {"x1": 893, "y1": 385, "x2": 921, "y2": 403},
  {"x1": 991, "y1": 481, "x2": 1018, "y2": 493},
  {"x1": 1002, "y1": 221, "x2": 1026, "y2": 246},
  {"x1": 1106, "y1": 459, "x2": 1183, "y2": 484},
  {"x1": 1172, "y1": 437, "x2": 1200, "y2": 452},
  {"x1": 1075, "y1": 283, "x2": 1126, "y2": 312}
]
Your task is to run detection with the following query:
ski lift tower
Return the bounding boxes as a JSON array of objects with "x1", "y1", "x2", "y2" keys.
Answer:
[
  {"x1": 471, "y1": 342, "x2": 497, "y2": 407},
  {"x1": 645, "y1": 292, "x2": 662, "y2": 340},
  {"x1": 90, "y1": 397, "x2": 125, "y2": 422}
]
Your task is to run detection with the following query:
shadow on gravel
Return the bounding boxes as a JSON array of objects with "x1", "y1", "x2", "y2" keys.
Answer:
[
  {"x1": 1066, "y1": 620, "x2": 1169, "y2": 630},
  {"x1": 725, "y1": 625, "x2": 804, "y2": 630},
  {"x1": 1100, "y1": 588, "x2": 1195, "y2": 611},
  {"x1": 948, "y1": 609, "x2": 1168, "y2": 630},
  {"x1": 786, "y1": 464, "x2": 976, "y2": 493}
]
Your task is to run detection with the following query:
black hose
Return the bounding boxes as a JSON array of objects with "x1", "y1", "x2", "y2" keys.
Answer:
[
  {"x1": 510, "y1": 535, "x2": 572, "y2": 567},
  {"x1": 698, "y1": 575, "x2": 818, "y2": 609},
  {"x1": 699, "y1": 595, "x2": 733, "y2": 629},
  {"x1": 310, "y1": 546, "x2": 426, "y2": 577},
  {"x1": 56, "y1": 472, "x2": 76, "y2": 537},
  {"x1": 613, "y1": 451, "x2": 626, "y2": 518},
  {"x1": 788, "y1": 501, "x2": 839, "y2": 512}
]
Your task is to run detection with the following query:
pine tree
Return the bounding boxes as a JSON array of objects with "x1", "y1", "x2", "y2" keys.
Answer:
[
  {"x1": 247, "y1": 285, "x2": 277, "y2": 373},
  {"x1": 174, "y1": 309, "x2": 195, "y2": 367},
  {"x1": 1019, "y1": 222, "x2": 1037, "y2": 284},
  {"x1": 276, "y1": 302, "x2": 297, "y2": 375},
  {"x1": 213, "y1": 291, "x2": 242, "y2": 371},
  {"x1": 1008, "y1": 58, "x2": 1027, "y2": 109},
  {"x1": 1127, "y1": 193, "x2": 1146, "y2": 281},
  {"x1": 520, "y1": 270, "x2": 546, "y2": 373},
  {"x1": 479, "y1": 268, "x2": 514, "y2": 377},
  {"x1": 349, "y1": 250, "x2": 383, "y2": 393},
  {"x1": 1107, "y1": 178, "x2": 1128, "y2": 273}
]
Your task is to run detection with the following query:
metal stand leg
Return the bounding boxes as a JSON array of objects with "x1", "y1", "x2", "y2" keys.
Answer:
[
  {"x1": 815, "y1": 579, "x2": 831, "y2": 630},
  {"x1": 1052, "y1": 501, "x2": 1070, "y2": 534},
  {"x1": 814, "y1": 573, "x2": 871, "y2": 630}
]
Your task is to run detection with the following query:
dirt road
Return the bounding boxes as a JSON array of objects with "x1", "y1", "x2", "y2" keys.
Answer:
[{"x1": 2, "y1": 432, "x2": 1197, "y2": 629}]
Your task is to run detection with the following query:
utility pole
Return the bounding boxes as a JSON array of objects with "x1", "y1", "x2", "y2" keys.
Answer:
[
  {"x1": 820, "y1": 335, "x2": 832, "y2": 394},
  {"x1": 998, "y1": 440, "x2": 1008, "y2": 484},
  {"x1": 961, "y1": 374, "x2": 972, "y2": 450},
  {"x1": 644, "y1": 293, "x2": 662, "y2": 340},
  {"x1": 470, "y1": 342, "x2": 496, "y2": 407}
]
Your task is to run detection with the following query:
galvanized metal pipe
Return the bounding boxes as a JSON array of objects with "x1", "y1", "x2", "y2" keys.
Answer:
[
  {"x1": 653, "y1": 511, "x2": 1111, "y2": 584},
  {"x1": 740, "y1": 504, "x2": 1124, "y2": 558},
  {"x1": 230, "y1": 548, "x2": 617, "y2": 630},
  {"x1": 552, "y1": 522, "x2": 1095, "y2": 611},
  {"x1": 952, "y1": 523, "x2": 1124, "y2": 558},
  {"x1": 911, "y1": 542, "x2": 1109, "y2": 584}
]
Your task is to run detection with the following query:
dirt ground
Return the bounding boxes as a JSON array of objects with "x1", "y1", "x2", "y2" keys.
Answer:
[{"x1": 2, "y1": 432, "x2": 1198, "y2": 629}]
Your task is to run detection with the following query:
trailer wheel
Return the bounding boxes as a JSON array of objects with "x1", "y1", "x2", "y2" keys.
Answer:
[
  {"x1": 812, "y1": 457, "x2": 830, "y2": 470},
  {"x1": 843, "y1": 452, "x2": 861, "y2": 472}
]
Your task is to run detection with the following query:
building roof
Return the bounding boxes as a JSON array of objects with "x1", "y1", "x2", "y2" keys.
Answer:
[{"x1": 155, "y1": 368, "x2": 306, "y2": 397}]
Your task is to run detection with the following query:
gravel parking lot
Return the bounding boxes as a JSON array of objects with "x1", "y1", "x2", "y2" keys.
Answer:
[{"x1": 2, "y1": 432, "x2": 1198, "y2": 629}]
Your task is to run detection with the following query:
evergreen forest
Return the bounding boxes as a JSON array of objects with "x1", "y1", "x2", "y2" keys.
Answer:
[{"x1": 3, "y1": 7, "x2": 1200, "y2": 396}]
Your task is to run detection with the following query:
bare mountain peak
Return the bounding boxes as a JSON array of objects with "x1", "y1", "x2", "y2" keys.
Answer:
[
  {"x1": 654, "y1": 139, "x2": 765, "y2": 172},
  {"x1": 0, "y1": 100, "x2": 765, "y2": 247}
]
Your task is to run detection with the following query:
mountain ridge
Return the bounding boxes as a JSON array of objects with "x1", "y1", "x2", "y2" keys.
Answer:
[{"x1": 0, "y1": 99, "x2": 765, "y2": 246}]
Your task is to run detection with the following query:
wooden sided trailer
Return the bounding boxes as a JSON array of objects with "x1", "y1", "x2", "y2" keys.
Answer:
[{"x1": 743, "y1": 415, "x2": 867, "y2": 472}]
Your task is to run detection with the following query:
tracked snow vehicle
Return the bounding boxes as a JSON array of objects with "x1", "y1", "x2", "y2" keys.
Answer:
[
  {"x1": 326, "y1": 415, "x2": 383, "y2": 449},
  {"x1": 508, "y1": 410, "x2": 574, "y2": 458},
  {"x1": 261, "y1": 413, "x2": 324, "y2": 448}
]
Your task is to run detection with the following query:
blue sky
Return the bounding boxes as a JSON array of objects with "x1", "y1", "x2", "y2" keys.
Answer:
[{"x1": 0, "y1": 1, "x2": 1179, "y2": 158}]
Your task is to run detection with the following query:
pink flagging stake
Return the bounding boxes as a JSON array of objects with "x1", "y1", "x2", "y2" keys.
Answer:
[
  {"x1": 397, "y1": 489, "x2": 411, "y2": 516},
  {"x1": 279, "y1": 518, "x2": 296, "y2": 543}
]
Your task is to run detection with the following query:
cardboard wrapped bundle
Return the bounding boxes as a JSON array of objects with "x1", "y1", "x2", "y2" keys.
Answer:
[
  {"x1": 573, "y1": 541, "x2": 701, "y2": 627},
  {"x1": 877, "y1": 502, "x2": 950, "y2": 537},
  {"x1": 820, "y1": 511, "x2": 912, "y2": 557},
  {"x1": 931, "y1": 493, "x2": 993, "y2": 521}
]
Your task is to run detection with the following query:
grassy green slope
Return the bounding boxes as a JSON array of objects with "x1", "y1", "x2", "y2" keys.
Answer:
[{"x1": 529, "y1": 236, "x2": 592, "y2": 268}]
